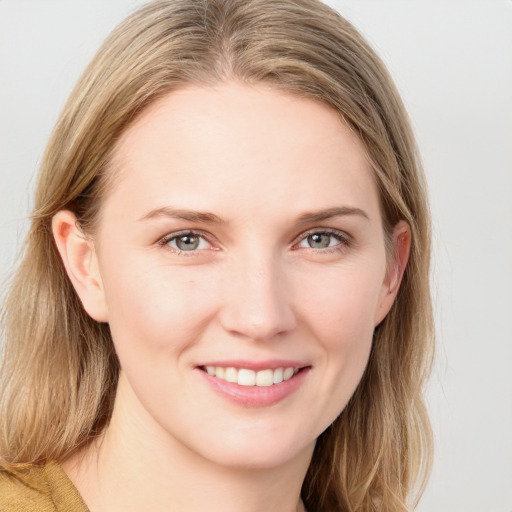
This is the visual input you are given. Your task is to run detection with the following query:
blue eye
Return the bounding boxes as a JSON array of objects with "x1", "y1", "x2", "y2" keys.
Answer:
[
  {"x1": 298, "y1": 231, "x2": 348, "y2": 249},
  {"x1": 164, "y1": 232, "x2": 211, "y2": 252}
]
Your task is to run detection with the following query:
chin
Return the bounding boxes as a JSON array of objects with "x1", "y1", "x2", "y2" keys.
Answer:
[{"x1": 188, "y1": 428, "x2": 317, "y2": 471}]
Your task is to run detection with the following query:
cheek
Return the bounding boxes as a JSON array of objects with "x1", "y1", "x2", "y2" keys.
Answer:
[
  {"x1": 316, "y1": 287, "x2": 376, "y2": 382},
  {"x1": 99, "y1": 256, "x2": 220, "y2": 361},
  {"x1": 294, "y1": 264, "x2": 384, "y2": 403},
  {"x1": 296, "y1": 262, "x2": 384, "y2": 343}
]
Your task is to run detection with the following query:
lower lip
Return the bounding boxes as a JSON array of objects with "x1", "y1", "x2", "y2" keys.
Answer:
[{"x1": 195, "y1": 367, "x2": 310, "y2": 408}]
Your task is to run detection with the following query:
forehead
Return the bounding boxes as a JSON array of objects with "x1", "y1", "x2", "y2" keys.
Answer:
[{"x1": 104, "y1": 81, "x2": 379, "y2": 224}]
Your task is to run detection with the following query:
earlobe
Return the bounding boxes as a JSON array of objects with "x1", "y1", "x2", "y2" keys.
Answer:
[
  {"x1": 374, "y1": 220, "x2": 411, "y2": 326},
  {"x1": 52, "y1": 210, "x2": 108, "y2": 322}
]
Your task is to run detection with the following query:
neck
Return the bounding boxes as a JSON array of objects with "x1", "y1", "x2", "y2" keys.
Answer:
[{"x1": 62, "y1": 375, "x2": 313, "y2": 512}]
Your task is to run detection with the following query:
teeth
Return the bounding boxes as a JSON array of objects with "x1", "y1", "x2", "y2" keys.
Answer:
[
  {"x1": 255, "y1": 369, "x2": 273, "y2": 387},
  {"x1": 273, "y1": 367, "x2": 283, "y2": 384},
  {"x1": 224, "y1": 367, "x2": 238, "y2": 383},
  {"x1": 283, "y1": 367, "x2": 295, "y2": 380},
  {"x1": 204, "y1": 366, "x2": 298, "y2": 387},
  {"x1": 238, "y1": 369, "x2": 256, "y2": 386}
]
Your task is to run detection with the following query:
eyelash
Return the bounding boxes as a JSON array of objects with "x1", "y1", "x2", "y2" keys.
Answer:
[{"x1": 158, "y1": 228, "x2": 351, "y2": 255}]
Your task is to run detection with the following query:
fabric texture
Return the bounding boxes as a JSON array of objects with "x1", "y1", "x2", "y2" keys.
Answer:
[{"x1": 0, "y1": 462, "x2": 89, "y2": 512}]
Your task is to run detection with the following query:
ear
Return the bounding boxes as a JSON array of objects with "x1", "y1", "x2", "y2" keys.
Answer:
[
  {"x1": 374, "y1": 220, "x2": 411, "y2": 326},
  {"x1": 52, "y1": 210, "x2": 108, "y2": 322}
]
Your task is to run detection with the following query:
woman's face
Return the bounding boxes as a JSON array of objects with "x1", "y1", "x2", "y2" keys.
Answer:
[{"x1": 83, "y1": 82, "x2": 401, "y2": 469}]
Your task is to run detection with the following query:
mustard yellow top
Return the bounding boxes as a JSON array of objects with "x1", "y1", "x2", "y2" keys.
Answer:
[{"x1": 0, "y1": 461, "x2": 89, "y2": 512}]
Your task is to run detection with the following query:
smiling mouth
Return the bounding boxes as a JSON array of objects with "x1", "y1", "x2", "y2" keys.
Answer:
[{"x1": 200, "y1": 366, "x2": 300, "y2": 387}]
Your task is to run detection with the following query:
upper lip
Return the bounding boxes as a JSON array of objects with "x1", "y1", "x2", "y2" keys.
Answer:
[{"x1": 196, "y1": 359, "x2": 309, "y2": 371}]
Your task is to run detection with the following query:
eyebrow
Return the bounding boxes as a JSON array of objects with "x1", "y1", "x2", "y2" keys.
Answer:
[
  {"x1": 296, "y1": 206, "x2": 369, "y2": 224},
  {"x1": 139, "y1": 206, "x2": 369, "y2": 225},
  {"x1": 139, "y1": 207, "x2": 225, "y2": 224}
]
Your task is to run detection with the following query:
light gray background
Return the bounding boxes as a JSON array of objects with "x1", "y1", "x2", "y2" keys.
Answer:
[{"x1": 1, "y1": 1, "x2": 511, "y2": 510}]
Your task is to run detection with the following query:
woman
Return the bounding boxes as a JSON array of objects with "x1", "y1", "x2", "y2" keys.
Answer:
[{"x1": 0, "y1": 1, "x2": 434, "y2": 511}]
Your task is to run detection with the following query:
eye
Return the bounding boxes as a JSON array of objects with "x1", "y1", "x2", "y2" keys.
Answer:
[
  {"x1": 296, "y1": 230, "x2": 349, "y2": 250},
  {"x1": 161, "y1": 231, "x2": 212, "y2": 252}
]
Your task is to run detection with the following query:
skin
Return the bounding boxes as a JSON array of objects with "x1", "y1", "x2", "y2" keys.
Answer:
[{"x1": 53, "y1": 81, "x2": 410, "y2": 512}]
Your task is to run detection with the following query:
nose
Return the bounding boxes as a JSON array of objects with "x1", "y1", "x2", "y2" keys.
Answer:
[{"x1": 218, "y1": 253, "x2": 297, "y2": 341}]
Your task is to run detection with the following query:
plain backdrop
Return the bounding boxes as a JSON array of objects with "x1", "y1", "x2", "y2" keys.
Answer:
[{"x1": 1, "y1": 1, "x2": 511, "y2": 511}]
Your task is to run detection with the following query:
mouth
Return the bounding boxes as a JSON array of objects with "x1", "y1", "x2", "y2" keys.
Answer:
[
  {"x1": 196, "y1": 361, "x2": 310, "y2": 407},
  {"x1": 200, "y1": 365, "x2": 300, "y2": 387}
]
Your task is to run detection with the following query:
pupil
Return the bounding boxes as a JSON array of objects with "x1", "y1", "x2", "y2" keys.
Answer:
[
  {"x1": 177, "y1": 235, "x2": 199, "y2": 251},
  {"x1": 308, "y1": 234, "x2": 330, "y2": 248}
]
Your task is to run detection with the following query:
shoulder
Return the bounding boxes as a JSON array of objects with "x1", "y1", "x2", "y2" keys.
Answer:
[
  {"x1": 0, "y1": 462, "x2": 88, "y2": 512},
  {"x1": 0, "y1": 464, "x2": 54, "y2": 511}
]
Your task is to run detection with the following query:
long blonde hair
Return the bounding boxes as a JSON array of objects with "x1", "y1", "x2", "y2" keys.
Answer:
[{"x1": 0, "y1": 1, "x2": 434, "y2": 510}]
